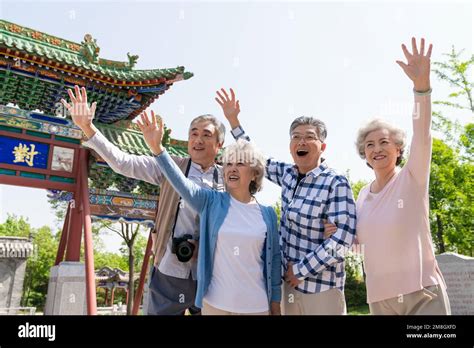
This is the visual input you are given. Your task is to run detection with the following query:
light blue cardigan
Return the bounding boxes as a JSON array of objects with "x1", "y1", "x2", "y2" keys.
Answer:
[{"x1": 155, "y1": 150, "x2": 282, "y2": 309}]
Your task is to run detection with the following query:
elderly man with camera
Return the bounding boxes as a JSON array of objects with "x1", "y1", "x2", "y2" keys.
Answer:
[{"x1": 62, "y1": 86, "x2": 225, "y2": 315}]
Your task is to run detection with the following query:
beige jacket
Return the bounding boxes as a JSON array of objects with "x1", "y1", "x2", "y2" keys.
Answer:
[
  {"x1": 82, "y1": 131, "x2": 192, "y2": 268},
  {"x1": 151, "y1": 156, "x2": 191, "y2": 266}
]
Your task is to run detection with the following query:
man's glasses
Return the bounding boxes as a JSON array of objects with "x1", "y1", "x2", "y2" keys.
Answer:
[{"x1": 290, "y1": 133, "x2": 320, "y2": 142}]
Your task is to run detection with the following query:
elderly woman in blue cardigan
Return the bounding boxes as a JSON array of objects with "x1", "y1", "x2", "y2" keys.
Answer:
[{"x1": 136, "y1": 111, "x2": 281, "y2": 315}]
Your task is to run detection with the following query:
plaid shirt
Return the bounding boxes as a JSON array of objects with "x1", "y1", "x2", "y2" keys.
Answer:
[{"x1": 232, "y1": 126, "x2": 356, "y2": 294}]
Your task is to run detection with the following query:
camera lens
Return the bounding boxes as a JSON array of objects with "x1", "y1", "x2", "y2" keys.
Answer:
[{"x1": 176, "y1": 241, "x2": 195, "y2": 262}]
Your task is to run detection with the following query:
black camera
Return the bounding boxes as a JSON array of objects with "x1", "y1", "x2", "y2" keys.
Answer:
[{"x1": 171, "y1": 234, "x2": 195, "y2": 262}]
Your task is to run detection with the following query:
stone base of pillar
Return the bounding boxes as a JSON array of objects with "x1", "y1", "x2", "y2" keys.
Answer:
[{"x1": 44, "y1": 262, "x2": 87, "y2": 315}]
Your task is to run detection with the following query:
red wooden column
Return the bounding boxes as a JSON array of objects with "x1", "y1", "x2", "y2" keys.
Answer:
[
  {"x1": 79, "y1": 148, "x2": 97, "y2": 315},
  {"x1": 55, "y1": 201, "x2": 72, "y2": 265},
  {"x1": 65, "y1": 180, "x2": 83, "y2": 261},
  {"x1": 132, "y1": 228, "x2": 154, "y2": 315}
]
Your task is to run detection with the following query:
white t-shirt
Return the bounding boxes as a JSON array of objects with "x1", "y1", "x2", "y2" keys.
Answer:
[{"x1": 203, "y1": 196, "x2": 269, "y2": 313}]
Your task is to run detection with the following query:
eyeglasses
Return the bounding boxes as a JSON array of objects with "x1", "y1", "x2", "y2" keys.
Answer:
[{"x1": 290, "y1": 133, "x2": 320, "y2": 143}]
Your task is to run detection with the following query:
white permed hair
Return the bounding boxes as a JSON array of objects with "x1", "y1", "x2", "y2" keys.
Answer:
[
  {"x1": 355, "y1": 118, "x2": 407, "y2": 166},
  {"x1": 220, "y1": 139, "x2": 266, "y2": 194}
]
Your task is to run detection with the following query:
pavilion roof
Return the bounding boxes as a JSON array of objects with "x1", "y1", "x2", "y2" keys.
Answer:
[
  {"x1": 0, "y1": 20, "x2": 193, "y2": 124},
  {"x1": 0, "y1": 20, "x2": 193, "y2": 83},
  {"x1": 95, "y1": 266, "x2": 139, "y2": 284}
]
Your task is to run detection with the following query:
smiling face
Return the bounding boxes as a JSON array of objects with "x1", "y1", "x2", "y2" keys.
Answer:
[
  {"x1": 289, "y1": 125, "x2": 327, "y2": 174},
  {"x1": 187, "y1": 120, "x2": 222, "y2": 168},
  {"x1": 223, "y1": 161, "x2": 257, "y2": 196},
  {"x1": 364, "y1": 128, "x2": 401, "y2": 171}
]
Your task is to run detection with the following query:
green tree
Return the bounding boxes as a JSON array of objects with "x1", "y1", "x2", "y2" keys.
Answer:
[
  {"x1": 430, "y1": 47, "x2": 474, "y2": 256},
  {"x1": 22, "y1": 225, "x2": 58, "y2": 309},
  {"x1": 106, "y1": 222, "x2": 148, "y2": 315},
  {"x1": 0, "y1": 213, "x2": 153, "y2": 310},
  {"x1": 127, "y1": 232, "x2": 148, "y2": 271},
  {"x1": 345, "y1": 179, "x2": 369, "y2": 311},
  {"x1": 432, "y1": 47, "x2": 474, "y2": 113},
  {"x1": 0, "y1": 215, "x2": 58, "y2": 310},
  {"x1": 350, "y1": 179, "x2": 368, "y2": 201},
  {"x1": 273, "y1": 200, "x2": 281, "y2": 223},
  {"x1": 430, "y1": 139, "x2": 473, "y2": 255},
  {"x1": 0, "y1": 214, "x2": 32, "y2": 238}
]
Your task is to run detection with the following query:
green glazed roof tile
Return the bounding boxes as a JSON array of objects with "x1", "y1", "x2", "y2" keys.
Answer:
[
  {"x1": 0, "y1": 20, "x2": 194, "y2": 83},
  {"x1": 94, "y1": 122, "x2": 188, "y2": 158}
]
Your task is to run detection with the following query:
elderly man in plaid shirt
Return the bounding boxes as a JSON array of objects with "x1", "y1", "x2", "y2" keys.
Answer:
[{"x1": 215, "y1": 88, "x2": 357, "y2": 315}]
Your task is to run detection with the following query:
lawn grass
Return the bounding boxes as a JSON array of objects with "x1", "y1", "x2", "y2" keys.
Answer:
[{"x1": 348, "y1": 304, "x2": 370, "y2": 315}]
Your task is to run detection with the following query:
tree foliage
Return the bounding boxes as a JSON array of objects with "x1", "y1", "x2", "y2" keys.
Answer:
[
  {"x1": 0, "y1": 214, "x2": 150, "y2": 311},
  {"x1": 430, "y1": 47, "x2": 474, "y2": 256}
]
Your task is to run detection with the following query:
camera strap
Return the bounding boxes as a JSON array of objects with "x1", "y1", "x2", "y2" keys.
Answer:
[
  {"x1": 212, "y1": 166, "x2": 219, "y2": 190},
  {"x1": 170, "y1": 160, "x2": 221, "y2": 240},
  {"x1": 171, "y1": 159, "x2": 192, "y2": 240}
]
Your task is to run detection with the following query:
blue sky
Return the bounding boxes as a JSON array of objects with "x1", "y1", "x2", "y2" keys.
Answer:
[{"x1": 0, "y1": 0, "x2": 472, "y2": 251}]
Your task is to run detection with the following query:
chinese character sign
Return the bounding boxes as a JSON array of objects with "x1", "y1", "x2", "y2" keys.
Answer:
[
  {"x1": 0, "y1": 136, "x2": 49, "y2": 169},
  {"x1": 13, "y1": 143, "x2": 39, "y2": 167}
]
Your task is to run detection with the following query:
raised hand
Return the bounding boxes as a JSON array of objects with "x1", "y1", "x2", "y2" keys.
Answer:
[
  {"x1": 396, "y1": 37, "x2": 432, "y2": 92},
  {"x1": 215, "y1": 88, "x2": 241, "y2": 129},
  {"x1": 136, "y1": 110, "x2": 164, "y2": 156},
  {"x1": 61, "y1": 85, "x2": 97, "y2": 138}
]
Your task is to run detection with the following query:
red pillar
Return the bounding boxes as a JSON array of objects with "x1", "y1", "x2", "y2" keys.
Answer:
[
  {"x1": 80, "y1": 148, "x2": 97, "y2": 315},
  {"x1": 55, "y1": 201, "x2": 71, "y2": 265},
  {"x1": 132, "y1": 228, "x2": 154, "y2": 315},
  {"x1": 125, "y1": 288, "x2": 129, "y2": 306},
  {"x1": 65, "y1": 185, "x2": 82, "y2": 261}
]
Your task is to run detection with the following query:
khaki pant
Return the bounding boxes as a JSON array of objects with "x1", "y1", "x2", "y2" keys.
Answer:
[
  {"x1": 282, "y1": 282, "x2": 347, "y2": 315},
  {"x1": 202, "y1": 300, "x2": 269, "y2": 315},
  {"x1": 369, "y1": 284, "x2": 451, "y2": 315}
]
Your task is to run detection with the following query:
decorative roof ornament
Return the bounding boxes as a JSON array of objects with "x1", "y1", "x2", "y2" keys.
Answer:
[
  {"x1": 126, "y1": 52, "x2": 139, "y2": 69},
  {"x1": 162, "y1": 125, "x2": 172, "y2": 147},
  {"x1": 80, "y1": 34, "x2": 100, "y2": 64}
]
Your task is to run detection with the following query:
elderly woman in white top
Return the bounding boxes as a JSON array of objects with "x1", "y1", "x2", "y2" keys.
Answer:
[
  {"x1": 354, "y1": 38, "x2": 450, "y2": 315},
  {"x1": 137, "y1": 112, "x2": 282, "y2": 315}
]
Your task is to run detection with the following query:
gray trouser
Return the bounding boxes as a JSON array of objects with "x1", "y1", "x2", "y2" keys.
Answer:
[{"x1": 146, "y1": 266, "x2": 199, "y2": 315}]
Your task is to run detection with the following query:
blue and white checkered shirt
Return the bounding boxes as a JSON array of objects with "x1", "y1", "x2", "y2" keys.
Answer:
[{"x1": 232, "y1": 126, "x2": 356, "y2": 294}]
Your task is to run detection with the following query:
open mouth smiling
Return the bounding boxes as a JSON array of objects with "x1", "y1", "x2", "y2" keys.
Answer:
[
  {"x1": 228, "y1": 174, "x2": 239, "y2": 182},
  {"x1": 296, "y1": 149, "x2": 309, "y2": 157}
]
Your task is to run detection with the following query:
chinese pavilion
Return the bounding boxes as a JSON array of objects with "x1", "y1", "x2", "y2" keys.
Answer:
[
  {"x1": 95, "y1": 266, "x2": 139, "y2": 308},
  {"x1": 0, "y1": 19, "x2": 192, "y2": 314}
]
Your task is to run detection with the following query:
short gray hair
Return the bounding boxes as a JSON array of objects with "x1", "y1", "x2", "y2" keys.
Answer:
[
  {"x1": 355, "y1": 118, "x2": 407, "y2": 166},
  {"x1": 189, "y1": 114, "x2": 226, "y2": 145},
  {"x1": 289, "y1": 116, "x2": 327, "y2": 142},
  {"x1": 220, "y1": 139, "x2": 266, "y2": 195}
]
